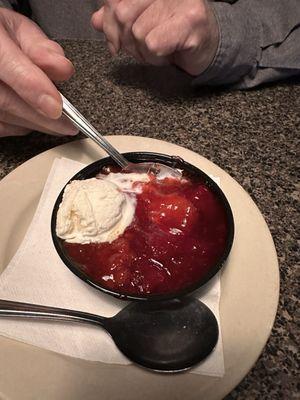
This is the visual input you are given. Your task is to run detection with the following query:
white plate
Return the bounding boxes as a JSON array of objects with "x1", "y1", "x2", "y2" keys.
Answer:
[{"x1": 0, "y1": 136, "x2": 279, "y2": 400}]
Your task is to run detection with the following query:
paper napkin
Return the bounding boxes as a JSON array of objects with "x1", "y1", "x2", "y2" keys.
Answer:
[{"x1": 0, "y1": 157, "x2": 224, "y2": 376}]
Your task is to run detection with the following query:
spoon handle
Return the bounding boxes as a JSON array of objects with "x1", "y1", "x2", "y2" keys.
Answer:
[
  {"x1": 60, "y1": 93, "x2": 129, "y2": 168},
  {"x1": 0, "y1": 299, "x2": 106, "y2": 328}
]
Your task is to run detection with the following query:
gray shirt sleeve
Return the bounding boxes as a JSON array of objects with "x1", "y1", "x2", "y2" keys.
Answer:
[{"x1": 194, "y1": 0, "x2": 300, "y2": 89}]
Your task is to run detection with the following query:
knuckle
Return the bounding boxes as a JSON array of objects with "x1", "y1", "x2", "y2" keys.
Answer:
[
  {"x1": 132, "y1": 23, "x2": 144, "y2": 42},
  {"x1": 28, "y1": 45, "x2": 45, "y2": 61},
  {"x1": 186, "y1": 4, "x2": 206, "y2": 26},
  {"x1": 45, "y1": 40, "x2": 64, "y2": 55},
  {"x1": 114, "y1": 3, "x2": 130, "y2": 25},
  {"x1": 185, "y1": 32, "x2": 202, "y2": 50},
  {"x1": 9, "y1": 61, "x2": 34, "y2": 88},
  {"x1": 145, "y1": 36, "x2": 160, "y2": 55}
]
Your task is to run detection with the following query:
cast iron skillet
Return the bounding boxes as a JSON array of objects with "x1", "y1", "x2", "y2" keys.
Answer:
[{"x1": 51, "y1": 152, "x2": 234, "y2": 301}]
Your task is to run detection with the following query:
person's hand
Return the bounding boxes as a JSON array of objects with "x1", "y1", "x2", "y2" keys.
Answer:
[
  {"x1": 92, "y1": 0, "x2": 219, "y2": 76},
  {"x1": 0, "y1": 8, "x2": 78, "y2": 137}
]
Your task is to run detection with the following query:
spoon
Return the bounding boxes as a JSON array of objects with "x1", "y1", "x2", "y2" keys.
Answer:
[
  {"x1": 61, "y1": 93, "x2": 182, "y2": 180},
  {"x1": 0, "y1": 297, "x2": 218, "y2": 372}
]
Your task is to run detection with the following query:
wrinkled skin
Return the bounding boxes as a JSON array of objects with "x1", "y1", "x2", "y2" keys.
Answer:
[
  {"x1": 92, "y1": 0, "x2": 219, "y2": 76},
  {"x1": 0, "y1": 8, "x2": 78, "y2": 137}
]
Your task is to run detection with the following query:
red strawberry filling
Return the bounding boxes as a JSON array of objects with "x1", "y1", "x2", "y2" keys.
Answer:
[{"x1": 64, "y1": 173, "x2": 228, "y2": 295}]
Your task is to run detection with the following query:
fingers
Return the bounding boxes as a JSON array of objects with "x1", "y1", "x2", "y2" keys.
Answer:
[
  {"x1": 0, "y1": 23, "x2": 61, "y2": 119},
  {"x1": 127, "y1": 0, "x2": 172, "y2": 65},
  {"x1": 2, "y1": 7, "x2": 48, "y2": 48},
  {"x1": 92, "y1": 0, "x2": 153, "y2": 60},
  {"x1": 0, "y1": 8, "x2": 78, "y2": 137},
  {"x1": 144, "y1": 15, "x2": 190, "y2": 57},
  {"x1": 92, "y1": 8, "x2": 120, "y2": 55},
  {"x1": 0, "y1": 113, "x2": 75, "y2": 136},
  {"x1": 0, "y1": 9, "x2": 72, "y2": 119},
  {"x1": 92, "y1": 0, "x2": 172, "y2": 65},
  {"x1": 110, "y1": 0, "x2": 153, "y2": 59},
  {"x1": 0, "y1": 120, "x2": 66, "y2": 137},
  {"x1": 0, "y1": 122, "x2": 31, "y2": 137},
  {"x1": 91, "y1": 7, "x2": 104, "y2": 31},
  {"x1": 27, "y1": 45, "x2": 75, "y2": 82},
  {"x1": 0, "y1": 81, "x2": 78, "y2": 135},
  {"x1": 2, "y1": 8, "x2": 74, "y2": 81},
  {"x1": 102, "y1": 3, "x2": 122, "y2": 54},
  {"x1": 92, "y1": 0, "x2": 219, "y2": 76}
]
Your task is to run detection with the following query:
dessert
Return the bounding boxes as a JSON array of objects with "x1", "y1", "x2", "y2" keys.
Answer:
[
  {"x1": 56, "y1": 167, "x2": 229, "y2": 296},
  {"x1": 56, "y1": 173, "x2": 149, "y2": 244}
]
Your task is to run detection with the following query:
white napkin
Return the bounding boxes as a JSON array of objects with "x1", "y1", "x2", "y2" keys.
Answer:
[{"x1": 0, "y1": 157, "x2": 224, "y2": 376}]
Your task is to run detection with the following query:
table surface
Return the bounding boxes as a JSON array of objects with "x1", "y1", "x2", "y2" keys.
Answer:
[{"x1": 0, "y1": 40, "x2": 298, "y2": 400}]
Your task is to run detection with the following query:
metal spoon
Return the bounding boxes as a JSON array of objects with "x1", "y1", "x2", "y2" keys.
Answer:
[
  {"x1": 61, "y1": 93, "x2": 181, "y2": 180},
  {"x1": 0, "y1": 297, "x2": 218, "y2": 372}
]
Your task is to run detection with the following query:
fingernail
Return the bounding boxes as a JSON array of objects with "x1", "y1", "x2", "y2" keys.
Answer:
[
  {"x1": 50, "y1": 52, "x2": 70, "y2": 63},
  {"x1": 56, "y1": 122, "x2": 79, "y2": 136},
  {"x1": 59, "y1": 116, "x2": 80, "y2": 135},
  {"x1": 66, "y1": 125, "x2": 79, "y2": 136},
  {"x1": 37, "y1": 95, "x2": 62, "y2": 119}
]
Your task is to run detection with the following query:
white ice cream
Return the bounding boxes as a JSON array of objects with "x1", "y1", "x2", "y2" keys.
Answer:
[{"x1": 56, "y1": 173, "x2": 149, "y2": 244}]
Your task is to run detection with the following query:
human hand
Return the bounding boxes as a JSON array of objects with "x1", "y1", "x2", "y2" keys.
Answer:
[
  {"x1": 92, "y1": 0, "x2": 219, "y2": 76},
  {"x1": 0, "y1": 8, "x2": 78, "y2": 137}
]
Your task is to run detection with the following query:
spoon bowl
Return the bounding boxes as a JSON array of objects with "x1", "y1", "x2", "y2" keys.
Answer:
[
  {"x1": 123, "y1": 160, "x2": 182, "y2": 180},
  {"x1": 0, "y1": 297, "x2": 218, "y2": 372},
  {"x1": 107, "y1": 297, "x2": 219, "y2": 371}
]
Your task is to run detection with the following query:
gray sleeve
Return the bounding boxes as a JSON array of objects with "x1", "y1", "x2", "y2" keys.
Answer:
[{"x1": 194, "y1": 0, "x2": 300, "y2": 89}]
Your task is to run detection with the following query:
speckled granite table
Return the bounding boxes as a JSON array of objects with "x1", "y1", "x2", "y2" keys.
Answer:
[{"x1": 0, "y1": 40, "x2": 299, "y2": 399}]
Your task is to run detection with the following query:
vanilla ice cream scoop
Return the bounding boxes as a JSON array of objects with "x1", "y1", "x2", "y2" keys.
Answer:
[{"x1": 56, "y1": 173, "x2": 149, "y2": 244}]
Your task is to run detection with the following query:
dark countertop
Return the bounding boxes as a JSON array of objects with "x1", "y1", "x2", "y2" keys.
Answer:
[{"x1": 0, "y1": 40, "x2": 299, "y2": 399}]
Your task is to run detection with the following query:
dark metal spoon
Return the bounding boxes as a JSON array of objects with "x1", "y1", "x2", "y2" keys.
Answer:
[{"x1": 0, "y1": 297, "x2": 218, "y2": 372}]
